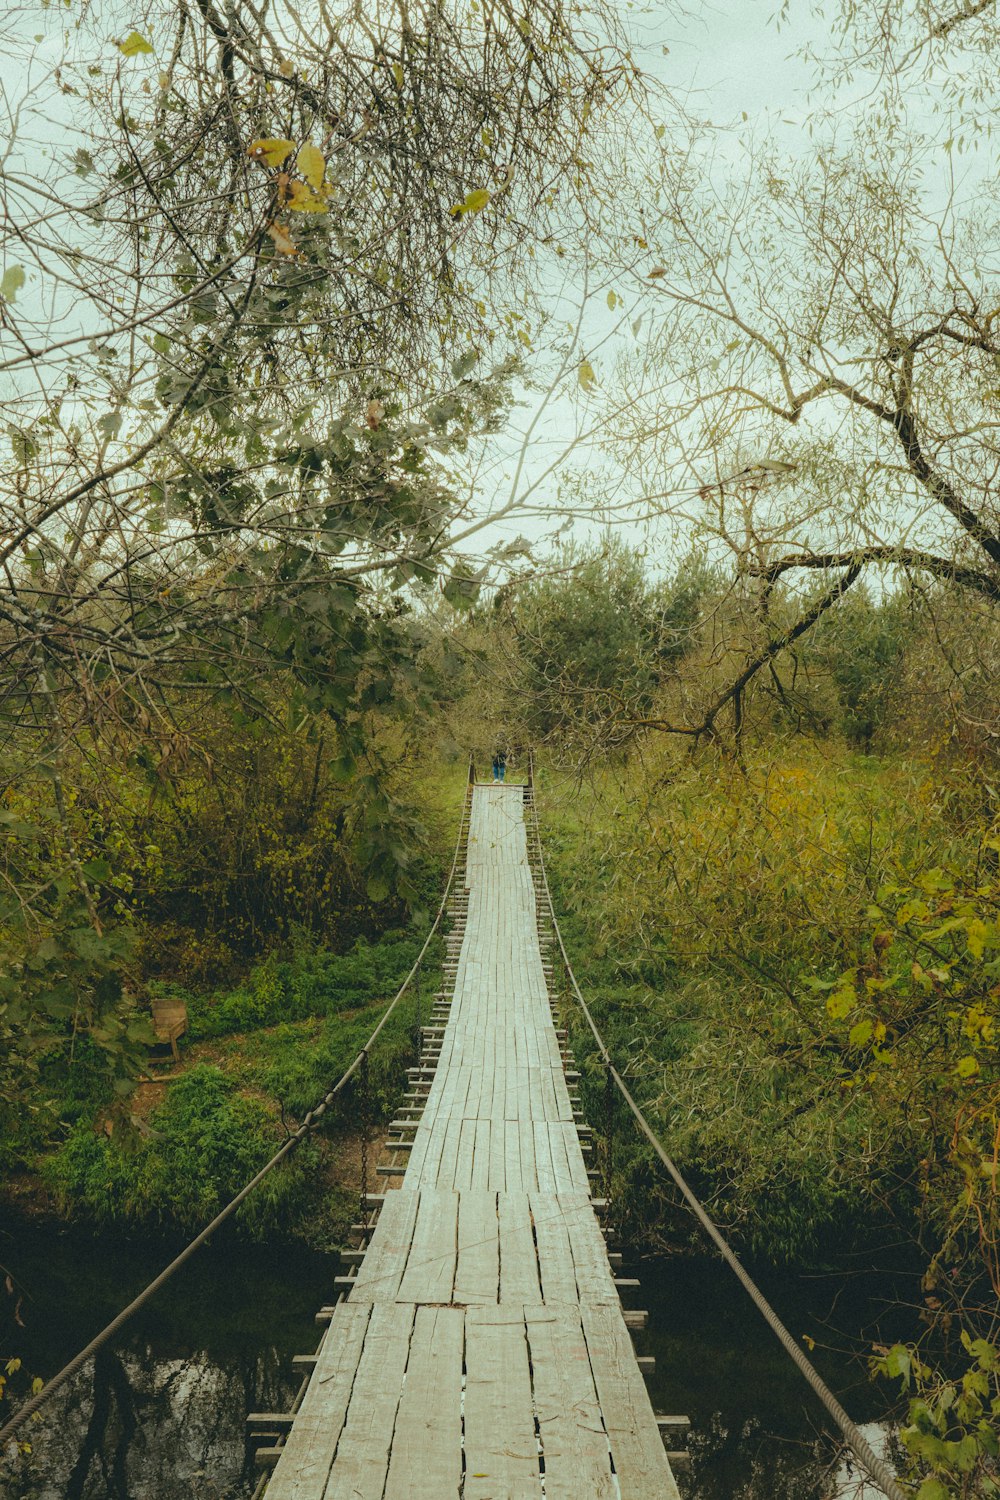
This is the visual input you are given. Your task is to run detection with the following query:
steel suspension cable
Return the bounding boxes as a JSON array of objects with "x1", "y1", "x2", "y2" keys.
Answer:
[
  {"x1": 526, "y1": 754, "x2": 911, "y2": 1500},
  {"x1": 0, "y1": 762, "x2": 475, "y2": 1450}
]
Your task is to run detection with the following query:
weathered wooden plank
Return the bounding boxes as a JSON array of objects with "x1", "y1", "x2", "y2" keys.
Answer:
[
  {"x1": 418, "y1": 1096, "x2": 451, "y2": 1189},
  {"x1": 349, "y1": 1191, "x2": 420, "y2": 1304},
  {"x1": 552, "y1": 1123, "x2": 575, "y2": 1188},
  {"x1": 518, "y1": 1119, "x2": 537, "y2": 1190},
  {"x1": 455, "y1": 1191, "x2": 499, "y2": 1305},
  {"x1": 562, "y1": 1194, "x2": 619, "y2": 1304},
  {"x1": 530, "y1": 1195, "x2": 579, "y2": 1306},
  {"x1": 524, "y1": 1305, "x2": 615, "y2": 1500},
  {"x1": 489, "y1": 1114, "x2": 507, "y2": 1191},
  {"x1": 533, "y1": 1120, "x2": 557, "y2": 1194},
  {"x1": 581, "y1": 1302, "x2": 682, "y2": 1499},
  {"x1": 396, "y1": 1190, "x2": 457, "y2": 1304},
  {"x1": 264, "y1": 1302, "x2": 371, "y2": 1500},
  {"x1": 498, "y1": 1192, "x2": 541, "y2": 1304},
  {"x1": 464, "y1": 1305, "x2": 542, "y2": 1500},
  {"x1": 504, "y1": 1110, "x2": 522, "y2": 1189},
  {"x1": 454, "y1": 1116, "x2": 477, "y2": 1192},
  {"x1": 322, "y1": 1302, "x2": 415, "y2": 1500},
  {"x1": 434, "y1": 1116, "x2": 464, "y2": 1191},
  {"x1": 471, "y1": 1117, "x2": 491, "y2": 1190},
  {"x1": 563, "y1": 1123, "x2": 593, "y2": 1192},
  {"x1": 383, "y1": 1306, "x2": 464, "y2": 1500}
]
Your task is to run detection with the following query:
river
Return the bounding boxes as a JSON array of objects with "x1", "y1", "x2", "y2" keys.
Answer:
[{"x1": 1, "y1": 1215, "x2": 911, "y2": 1498}]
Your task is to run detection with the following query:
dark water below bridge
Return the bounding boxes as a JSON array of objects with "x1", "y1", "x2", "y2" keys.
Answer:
[{"x1": 2, "y1": 1215, "x2": 912, "y2": 1499}]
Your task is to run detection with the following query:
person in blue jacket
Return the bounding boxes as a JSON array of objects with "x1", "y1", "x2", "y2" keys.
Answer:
[{"x1": 491, "y1": 747, "x2": 507, "y2": 782}]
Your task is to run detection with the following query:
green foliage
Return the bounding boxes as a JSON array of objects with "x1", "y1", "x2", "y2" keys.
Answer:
[
  {"x1": 813, "y1": 855, "x2": 1000, "y2": 1303},
  {"x1": 874, "y1": 1335, "x2": 1000, "y2": 1498},
  {"x1": 541, "y1": 742, "x2": 992, "y2": 1258},
  {"x1": 543, "y1": 732, "x2": 1000, "y2": 1485},
  {"x1": 45, "y1": 1064, "x2": 316, "y2": 1235},
  {"x1": 232, "y1": 1006, "x2": 414, "y2": 1123},
  {"x1": 0, "y1": 804, "x2": 154, "y2": 1168},
  {"x1": 29, "y1": 909, "x2": 435, "y2": 1236},
  {"x1": 180, "y1": 928, "x2": 435, "y2": 1038},
  {"x1": 119, "y1": 718, "x2": 443, "y2": 962},
  {"x1": 41, "y1": 985, "x2": 420, "y2": 1239},
  {"x1": 0, "y1": 714, "x2": 453, "y2": 1165},
  {"x1": 797, "y1": 587, "x2": 916, "y2": 746},
  {"x1": 508, "y1": 543, "x2": 712, "y2": 739}
]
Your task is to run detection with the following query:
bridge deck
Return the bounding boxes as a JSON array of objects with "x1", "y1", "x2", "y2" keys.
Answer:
[{"x1": 265, "y1": 783, "x2": 679, "y2": 1499}]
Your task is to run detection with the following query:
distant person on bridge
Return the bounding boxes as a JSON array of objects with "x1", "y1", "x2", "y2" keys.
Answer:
[{"x1": 492, "y1": 747, "x2": 507, "y2": 782}]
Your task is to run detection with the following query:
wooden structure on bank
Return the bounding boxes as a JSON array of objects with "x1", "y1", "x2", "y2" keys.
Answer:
[
  {"x1": 150, "y1": 993, "x2": 187, "y2": 1062},
  {"x1": 255, "y1": 781, "x2": 682, "y2": 1499}
]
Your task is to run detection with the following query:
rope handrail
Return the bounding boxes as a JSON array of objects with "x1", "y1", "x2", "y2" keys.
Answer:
[
  {"x1": 0, "y1": 758, "x2": 475, "y2": 1451},
  {"x1": 526, "y1": 750, "x2": 910, "y2": 1500}
]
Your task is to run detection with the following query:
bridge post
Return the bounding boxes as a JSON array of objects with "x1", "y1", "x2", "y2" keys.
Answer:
[
  {"x1": 414, "y1": 964, "x2": 422, "y2": 1053},
  {"x1": 358, "y1": 1048, "x2": 370, "y2": 1224},
  {"x1": 603, "y1": 1058, "x2": 615, "y2": 1203}
]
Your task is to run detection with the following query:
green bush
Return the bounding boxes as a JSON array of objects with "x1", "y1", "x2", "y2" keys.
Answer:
[
  {"x1": 237, "y1": 1005, "x2": 415, "y2": 1123},
  {"x1": 510, "y1": 541, "x2": 713, "y2": 738},
  {"x1": 182, "y1": 928, "x2": 435, "y2": 1038},
  {"x1": 540, "y1": 742, "x2": 987, "y2": 1264},
  {"x1": 45, "y1": 1064, "x2": 316, "y2": 1235}
]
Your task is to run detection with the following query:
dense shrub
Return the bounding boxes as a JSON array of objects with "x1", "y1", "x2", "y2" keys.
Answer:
[
  {"x1": 542, "y1": 741, "x2": 991, "y2": 1266},
  {"x1": 45, "y1": 1064, "x2": 316, "y2": 1235},
  {"x1": 238, "y1": 1007, "x2": 415, "y2": 1123},
  {"x1": 509, "y1": 542, "x2": 712, "y2": 738},
  {"x1": 174, "y1": 928, "x2": 435, "y2": 1039}
]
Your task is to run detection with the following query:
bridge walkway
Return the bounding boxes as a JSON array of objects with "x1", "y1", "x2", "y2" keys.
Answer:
[{"x1": 264, "y1": 782, "x2": 680, "y2": 1500}]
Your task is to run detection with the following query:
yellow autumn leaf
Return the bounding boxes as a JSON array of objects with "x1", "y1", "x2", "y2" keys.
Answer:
[
  {"x1": 248, "y1": 138, "x2": 296, "y2": 167},
  {"x1": 287, "y1": 180, "x2": 328, "y2": 213},
  {"x1": 966, "y1": 917, "x2": 989, "y2": 960},
  {"x1": 607, "y1": 290, "x2": 617, "y2": 310},
  {"x1": 826, "y1": 986, "x2": 854, "y2": 1020},
  {"x1": 266, "y1": 221, "x2": 298, "y2": 255},
  {"x1": 578, "y1": 358, "x2": 596, "y2": 393},
  {"x1": 1, "y1": 266, "x2": 25, "y2": 303},
  {"x1": 392, "y1": 61, "x2": 404, "y2": 88},
  {"x1": 296, "y1": 142, "x2": 325, "y2": 191},
  {"x1": 118, "y1": 31, "x2": 154, "y2": 57},
  {"x1": 449, "y1": 188, "x2": 491, "y2": 217}
]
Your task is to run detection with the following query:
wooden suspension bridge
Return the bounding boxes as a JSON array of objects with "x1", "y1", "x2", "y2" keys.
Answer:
[{"x1": 250, "y1": 775, "x2": 685, "y2": 1498}]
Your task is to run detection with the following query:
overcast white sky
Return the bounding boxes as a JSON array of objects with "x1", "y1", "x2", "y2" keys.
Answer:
[{"x1": 642, "y1": 0, "x2": 811, "y2": 122}]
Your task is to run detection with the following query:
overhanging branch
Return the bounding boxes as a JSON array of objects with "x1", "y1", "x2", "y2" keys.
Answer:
[
  {"x1": 750, "y1": 547, "x2": 1000, "y2": 603},
  {"x1": 621, "y1": 564, "x2": 865, "y2": 743}
]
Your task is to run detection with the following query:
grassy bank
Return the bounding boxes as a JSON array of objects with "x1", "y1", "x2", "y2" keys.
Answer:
[
  {"x1": 0, "y1": 756, "x2": 471, "y2": 1246},
  {"x1": 2, "y1": 926, "x2": 440, "y2": 1250},
  {"x1": 539, "y1": 740, "x2": 998, "y2": 1277}
]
